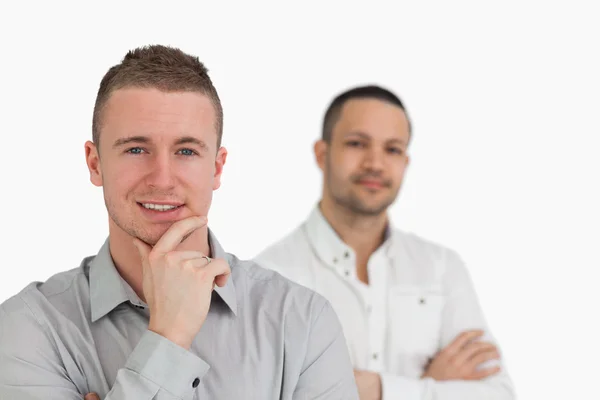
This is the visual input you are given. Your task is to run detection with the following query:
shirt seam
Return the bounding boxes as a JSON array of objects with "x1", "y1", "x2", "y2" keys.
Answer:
[
  {"x1": 42, "y1": 269, "x2": 86, "y2": 300},
  {"x1": 123, "y1": 364, "x2": 184, "y2": 399},
  {"x1": 299, "y1": 295, "x2": 329, "y2": 372},
  {"x1": 14, "y1": 292, "x2": 74, "y2": 384}
]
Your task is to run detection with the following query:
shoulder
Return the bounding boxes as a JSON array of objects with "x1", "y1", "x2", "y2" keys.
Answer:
[
  {"x1": 254, "y1": 223, "x2": 310, "y2": 260},
  {"x1": 0, "y1": 262, "x2": 89, "y2": 338},
  {"x1": 393, "y1": 228, "x2": 466, "y2": 262},
  {"x1": 0, "y1": 283, "x2": 54, "y2": 357},
  {"x1": 230, "y1": 254, "x2": 331, "y2": 322},
  {"x1": 390, "y1": 228, "x2": 472, "y2": 286},
  {"x1": 252, "y1": 223, "x2": 313, "y2": 272}
]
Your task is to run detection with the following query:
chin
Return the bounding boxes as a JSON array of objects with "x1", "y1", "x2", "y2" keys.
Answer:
[
  {"x1": 352, "y1": 199, "x2": 392, "y2": 216},
  {"x1": 121, "y1": 222, "x2": 170, "y2": 246}
]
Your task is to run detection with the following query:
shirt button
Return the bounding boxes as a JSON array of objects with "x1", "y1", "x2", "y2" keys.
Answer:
[
  {"x1": 419, "y1": 298, "x2": 426, "y2": 305},
  {"x1": 372, "y1": 353, "x2": 379, "y2": 360},
  {"x1": 344, "y1": 251, "x2": 350, "y2": 258},
  {"x1": 344, "y1": 270, "x2": 350, "y2": 277},
  {"x1": 192, "y1": 377, "x2": 200, "y2": 388}
]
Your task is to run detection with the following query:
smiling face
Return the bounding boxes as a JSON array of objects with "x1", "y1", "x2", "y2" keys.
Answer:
[
  {"x1": 85, "y1": 87, "x2": 227, "y2": 246},
  {"x1": 315, "y1": 98, "x2": 410, "y2": 216}
]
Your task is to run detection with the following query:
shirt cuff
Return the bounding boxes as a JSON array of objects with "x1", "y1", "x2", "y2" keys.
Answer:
[
  {"x1": 125, "y1": 329, "x2": 210, "y2": 397},
  {"x1": 380, "y1": 373, "x2": 426, "y2": 400}
]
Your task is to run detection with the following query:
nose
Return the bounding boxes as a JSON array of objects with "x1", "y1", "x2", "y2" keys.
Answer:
[
  {"x1": 362, "y1": 145, "x2": 385, "y2": 173},
  {"x1": 145, "y1": 152, "x2": 176, "y2": 190}
]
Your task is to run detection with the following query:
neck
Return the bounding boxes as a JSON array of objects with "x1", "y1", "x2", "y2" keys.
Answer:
[
  {"x1": 108, "y1": 220, "x2": 211, "y2": 302},
  {"x1": 319, "y1": 196, "x2": 388, "y2": 284}
]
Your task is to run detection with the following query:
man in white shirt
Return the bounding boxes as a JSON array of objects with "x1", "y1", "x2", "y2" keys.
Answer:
[{"x1": 254, "y1": 85, "x2": 516, "y2": 400}]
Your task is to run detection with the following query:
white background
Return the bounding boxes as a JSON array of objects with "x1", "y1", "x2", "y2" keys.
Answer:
[{"x1": 1, "y1": 1, "x2": 599, "y2": 399}]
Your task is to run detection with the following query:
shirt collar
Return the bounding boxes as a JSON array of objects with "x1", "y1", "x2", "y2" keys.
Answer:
[
  {"x1": 89, "y1": 228, "x2": 238, "y2": 323},
  {"x1": 304, "y1": 204, "x2": 395, "y2": 269},
  {"x1": 208, "y1": 229, "x2": 238, "y2": 315}
]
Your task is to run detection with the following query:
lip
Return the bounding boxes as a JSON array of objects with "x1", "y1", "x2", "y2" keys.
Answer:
[
  {"x1": 137, "y1": 200, "x2": 185, "y2": 206},
  {"x1": 137, "y1": 202, "x2": 186, "y2": 222},
  {"x1": 357, "y1": 180, "x2": 385, "y2": 189}
]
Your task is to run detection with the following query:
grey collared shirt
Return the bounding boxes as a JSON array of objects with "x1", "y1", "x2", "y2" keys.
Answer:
[{"x1": 0, "y1": 231, "x2": 359, "y2": 400}]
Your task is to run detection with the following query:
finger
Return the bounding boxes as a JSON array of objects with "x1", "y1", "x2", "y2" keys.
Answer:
[
  {"x1": 443, "y1": 330, "x2": 485, "y2": 356},
  {"x1": 84, "y1": 393, "x2": 100, "y2": 400},
  {"x1": 214, "y1": 272, "x2": 229, "y2": 287},
  {"x1": 165, "y1": 251, "x2": 210, "y2": 265},
  {"x1": 465, "y1": 348, "x2": 500, "y2": 371},
  {"x1": 202, "y1": 259, "x2": 231, "y2": 286},
  {"x1": 180, "y1": 257, "x2": 215, "y2": 270},
  {"x1": 467, "y1": 366, "x2": 501, "y2": 380},
  {"x1": 152, "y1": 216, "x2": 208, "y2": 255},
  {"x1": 132, "y1": 238, "x2": 152, "y2": 263},
  {"x1": 453, "y1": 341, "x2": 497, "y2": 365}
]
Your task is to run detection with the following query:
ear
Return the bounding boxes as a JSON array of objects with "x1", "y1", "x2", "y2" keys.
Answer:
[
  {"x1": 212, "y1": 146, "x2": 228, "y2": 190},
  {"x1": 314, "y1": 140, "x2": 328, "y2": 172},
  {"x1": 85, "y1": 141, "x2": 103, "y2": 187}
]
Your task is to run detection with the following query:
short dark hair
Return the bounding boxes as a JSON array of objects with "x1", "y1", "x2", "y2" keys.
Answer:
[
  {"x1": 92, "y1": 44, "x2": 223, "y2": 148},
  {"x1": 321, "y1": 84, "x2": 411, "y2": 142}
]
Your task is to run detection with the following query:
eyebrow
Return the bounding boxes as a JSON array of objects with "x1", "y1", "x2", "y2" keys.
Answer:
[
  {"x1": 344, "y1": 131, "x2": 407, "y2": 146},
  {"x1": 112, "y1": 135, "x2": 209, "y2": 151},
  {"x1": 112, "y1": 136, "x2": 149, "y2": 148},
  {"x1": 174, "y1": 136, "x2": 209, "y2": 151}
]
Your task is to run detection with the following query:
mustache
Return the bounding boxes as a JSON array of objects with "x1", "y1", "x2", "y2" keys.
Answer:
[
  {"x1": 135, "y1": 191, "x2": 182, "y2": 199},
  {"x1": 350, "y1": 173, "x2": 392, "y2": 187}
]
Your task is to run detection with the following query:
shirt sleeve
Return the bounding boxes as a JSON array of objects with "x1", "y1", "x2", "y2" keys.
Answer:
[
  {"x1": 105, "y1": 330, "x2": 210, "y2": 399},
  {"x1": 0, "y1": 299, "x2": 210, "y2": 400},
  {"x1": 377, "y1": 249, "x2": 516, "y2": 400},
  {"x1": 379, "y1": 374, "x2": 427, "y2": 399},
  {"x1": 292, "y1": 298, "x2": 360, "y2": 400}
]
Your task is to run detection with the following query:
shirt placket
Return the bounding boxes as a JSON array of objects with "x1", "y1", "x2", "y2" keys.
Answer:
[{"x1": 366, "y1": 253, "x2": 389, "y2": 372}]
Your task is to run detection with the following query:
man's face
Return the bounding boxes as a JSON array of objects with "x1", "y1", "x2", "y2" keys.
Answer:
[
  {"x1": 85, "y1": 87, "x2": 226, "y2": 245},
  {"x1": 316, "y1": 98, "x2": 410, "y2": 216}
]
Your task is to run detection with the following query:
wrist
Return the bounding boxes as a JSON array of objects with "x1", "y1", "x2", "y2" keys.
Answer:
[
  {"x1": 148, "y1": 323, "x2": 194, "y2": 350},
  {"x1": 375, "y1": 373, "x2": 382, "y2": 400}
]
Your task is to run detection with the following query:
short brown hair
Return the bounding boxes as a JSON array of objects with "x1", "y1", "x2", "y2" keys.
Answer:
[
  {"x1": 322, "y1": 84, "x2": 411, "y2": 143},
  {"x1": 92, "y1": 44, "x2": 223, "y2": 149}
]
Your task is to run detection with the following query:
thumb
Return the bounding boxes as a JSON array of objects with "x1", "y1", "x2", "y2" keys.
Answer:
[
  {"x1": 84, "y1": 393, "x2": 100, "y2": 400},
  {"x1": 132, "y1": 238, "x2": 151, "y2": 262}
]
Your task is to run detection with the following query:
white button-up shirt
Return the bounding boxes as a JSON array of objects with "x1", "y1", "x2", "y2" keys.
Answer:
[{"x1": 255, "y1": 206, "x2": 515, "y2": 400}]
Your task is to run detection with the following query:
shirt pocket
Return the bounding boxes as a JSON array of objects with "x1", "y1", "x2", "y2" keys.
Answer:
[{"x1": 388, "y1": 284, "x2": 445, "y2": 356}]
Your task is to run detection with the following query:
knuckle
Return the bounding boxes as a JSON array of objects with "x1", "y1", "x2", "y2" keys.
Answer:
[
  {"x1": 196, "y1": 269, "x2": 209, "y2": 281},
  {"x1": 148, "y1": 251, "x2": 161, "y2": 263},
  {"x1": 164, "y1": 251, "x2": 178, "y2": 265},
  {"x1": 182, "y1": 259, "x2": 193, "y2": 269}
]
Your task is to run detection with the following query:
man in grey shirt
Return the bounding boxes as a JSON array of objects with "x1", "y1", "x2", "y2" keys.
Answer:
[{"x1": 0, "y1": 45, "x2": 359, "y2": 400}]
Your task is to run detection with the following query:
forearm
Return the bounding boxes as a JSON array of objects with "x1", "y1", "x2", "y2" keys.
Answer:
[
  {"x1": 293, "y1": 300, "x2": 359, "y2": 399},
  {"x1": 1, "y1": 329, "x2": 208, "y2": 400},
  {"x1": 105, "y1": 330, "x2": 209, "y2": 399},
  {"x1": 380, "y1": 373, "x2": 515, "y2": 400}
]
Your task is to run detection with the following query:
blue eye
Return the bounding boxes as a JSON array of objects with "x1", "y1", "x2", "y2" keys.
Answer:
[
  {"x1": 178, "y1": 148, "x2": 197, "y2": 156},
  {"x1": 127, "y1": 147, "x2": 144, "y2": 154}
]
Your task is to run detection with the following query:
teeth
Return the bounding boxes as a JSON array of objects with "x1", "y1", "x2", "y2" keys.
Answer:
[{"x1": 142, "y1": 203, "x2": 179, "y2": 211}]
